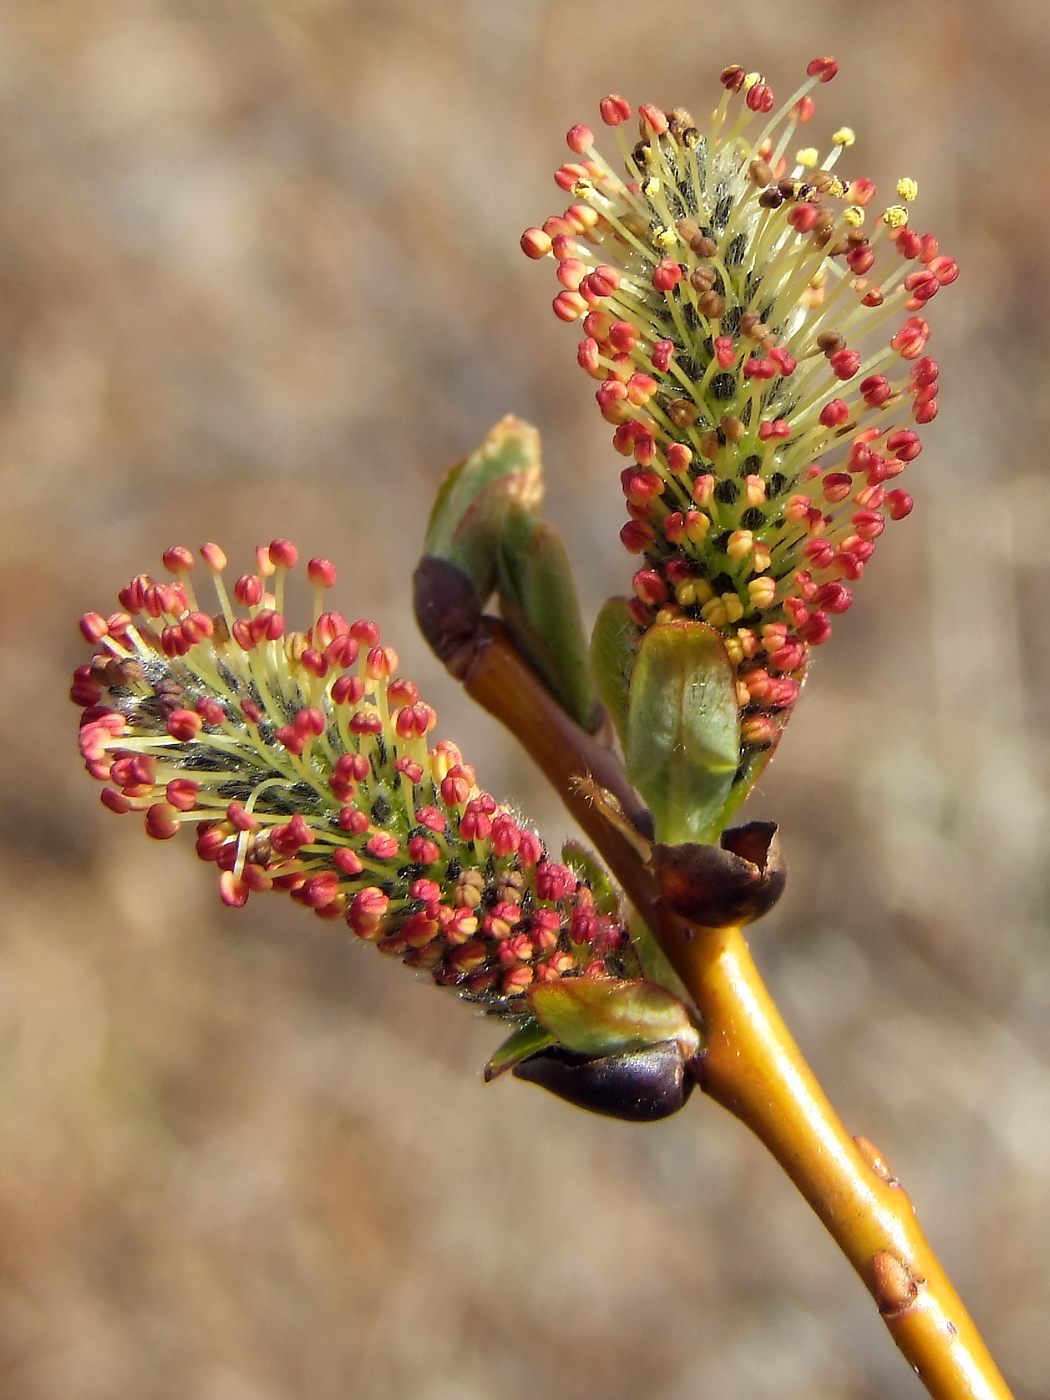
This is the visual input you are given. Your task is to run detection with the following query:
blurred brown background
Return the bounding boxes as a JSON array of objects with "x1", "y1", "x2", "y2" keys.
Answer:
[{"x1": 1, "y1": 1, "x2": 1048, "y2": 1396}]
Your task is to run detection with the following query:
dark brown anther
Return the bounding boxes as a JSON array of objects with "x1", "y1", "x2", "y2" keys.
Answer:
[
  {"x1": 739, "y1": 310, "x2": 762, "y2": 339},
  {"x1": 680, "y1": 127, "x2": 700, "y2": 148},
  {"x1": 690, "y1": 266, "x2": 716, "y2": 294},
  {"x1": 652, "y1": 821, "x2": 786, "y2": 927},
  {"x1": 667, "y1": 108, "x2": 695, "y2": 141},
  {"x1": 810, "y1": 169, "x2": 836, "y2": 193},
  {"x1": 697, "y1": 290, "x2": 726, "y2": 319},
  {"x1": 817, "y1": 331, "x2": 846, "y2": 356},
  {"x1": 632, "y1": 141, "x2": 652, "y2": 169},
  {"x1": 758, "y1": 188, "x2": 784, "y2": 210},
  {"x1": 719, "y1": 414, "x2": 745, "y2": 443},
  {"x1": 846, "y1": 229, "x2": 868, "y2": 247},
  {"x1": 668, "y1": 399, "x2": 701, "y2": 429},
  {"x1": 412, "y1": 555, "x2": 484, "y2": 677},
  {"x1": 690, "y1": 234, "x2": 718, "y2": 259},
  {"x1": 777, "y1": 178, "x2": 798, "y2": 200},
  {"x1": 512, "y1": 1041, "x2": 697, "y2": 1122},
  {"x1": 748, "y1": 158, "x2": 773, "y2": 187}
]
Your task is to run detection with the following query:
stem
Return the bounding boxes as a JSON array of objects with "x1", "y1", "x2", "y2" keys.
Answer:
[{"x1": 457, "y1": 618, "x2": 1014, "y2": 1400}]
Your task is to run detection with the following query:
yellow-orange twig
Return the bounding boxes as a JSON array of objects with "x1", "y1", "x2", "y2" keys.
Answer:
[{"x1": 457, "y1": 618, "x2": 1014, "y2": 1400}]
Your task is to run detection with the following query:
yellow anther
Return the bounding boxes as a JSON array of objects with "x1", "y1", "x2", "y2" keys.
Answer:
[
  {"x1": 842, "y1": 206, "x2": 865, "y2": 227},
  {"x1": 723, "y1": 593, "x2": 745, "y2": 624},
  {"x1": 832, "y1": 127, "x2": 855, "y2": 147},
  {"x1": 736, "y1": 680, "x2": 752, "y2": 707},
  {"x1": 748, "y1": 576, "x2": 777, "y2": 609},
  {"x1": 653, "y1": 225, "x2": 677, "y2": 248},
  {"x1": 896, "y1": 177, "x2": 919, "y2": 201},
  {"x1": 826, "y1": 177, "x2": 845, "y2": 198},
  {"x1": 752, "y1": 542, "x2": 771, "y2": 572},
  {"x1": 571, "y1": 179, "x2": 594, "y2": 198},
  {"x1": 744, "y1": 475, "x2": 767, "y2": 506},
  {"x1": 883, "y1": 205, "x2": 910, "y2": 228},
  {"x1": 685, "y1": 511, "x2": 711, "y2": 544},
  {"x1": 727, "y1": 530, "x2": 753, "y2": 560},
  {"x1": 693, "y1": 578, "x2": 715, "y2": 605},
  {"x1": 675, "y1": 580, "x2": 699, "y2": 607},
  {"x1": 724, "y1": 636, "x2": 744, "y2": 665},
  {"x1": 744, "y1": 72, "x2": 762, "y2": 90},
  {"x1": 795, "y1": 147, "x2": 819, "y2": 168},
  {"x1": 700, "y1": 597, "x2": 728, "y2": 627},
  {"x1": 641, "y1": 177, "x2": 661, "y2": 198}
]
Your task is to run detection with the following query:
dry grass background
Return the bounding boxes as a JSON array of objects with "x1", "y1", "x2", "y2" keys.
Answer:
[{"x1": 1, "y1": 1, "x2": 1049, "y2": 1396}]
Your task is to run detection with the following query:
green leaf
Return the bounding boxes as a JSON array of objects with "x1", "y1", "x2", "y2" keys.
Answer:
[
  {"x1": 624, "y1": 620, "x2": 741, "y2": 845},
  {"x1": 528, "y1": 978, "x2": 701, "y2": 1059},
  {"x1": 422, "y1": 416, "x2": 543, "y2": 601},
  {"x1": 484, "y1": 1019, "x2": 556, "y2": 1081},
  {"x1": 589, "y1": 596, "x2": 639, "y2": 750},
  {"x1": 496, "y1": 510, "x2": 600, "y2": 731}
]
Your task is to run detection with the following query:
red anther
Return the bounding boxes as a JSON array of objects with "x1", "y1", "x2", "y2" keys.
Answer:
[
  {"x1": 565, "y1": 202, "x2": 598, "y2": 234},
  {"x1": 330, "y1": 847, "x2": 362, "y2": 878},
  {"x1": 415, "y1": 806, "x2": 446, "y2": 835},
  {"x1": 928, "y1": 254, "x2": 959, "y2": 286},
  {"x1": 296, "y1": 872, "x2": 341, "y2": 909},
  {"x1": 599, "y1": 92, "x2": 631, "y2": 125},
  {"x1": 885, "y1": 489, "x2": 914, "y2": 520},
  {"x1": 364, "y1": 644, "x2": 397, "y2": 680},
  {"x1": 632, "y1": 569, "x2": 668, "y2": 605},
  {"x1": 440, "y1": 767, "x2": 473, "y2": 807},
  {"x1": 218, "y1": 871, "x2": 249, "y2": 907},
  {"x1": 162, "y1": 546, "x2": 194, "y2": 575},
  {"x1": 799, "y1": 611, "x2": 832, "y2": 645},
  {"x1": 566, "y1": 123, "x2": 594, "y2": 154},
  {"x1": 912, "y1": 355, "x2": 939, "y2": 386},
  {"x1": 542, "y1": 214, "x2": 573, "y2": 240},
  {"x1": 891, "y1": 315, "x2": 930, "y2": 359},
  {"x1": 812, "y1": 581, "x2": 853, "y2": 613},
  {"x1": 596, "y1": 382, "x2": 630, "y2": 423},
  {"x1": 639, "y1": 102, "x2": 668, "y2": 135},
  {"x1": 904, "y1": 269, "x2": 940, "y2": 303},
  {"x1": 892, "y1": 228, "x2": 921, "y2": 261},
  {"x1": 553, "y1": 290, "x2": 588, "y2": 321},
  {"x1": 769, "y1": 639, "x2": 806, "y2": 672},
  {"x1": 652, "y1": 259, "x2": 684, "y2": 292},
  {"x1": 822, "y1": 472, "x2": 852, "y2": 503},
  {"x1": 758, "y1": 419, "x2": 792, "y2": 440},
  {"x1": 914, "y1": 398, "x2": 938, "y2": 424},
  {"x1": 663, "y1": 512, "x2": 686, "y2": 544},
  {"x1": 554, "y1": 161, "x2": 588, "y2": 191},
  {"x1": 343, "y1": 621, "x2": 376, "y2": 651},
  {"x1": 299, "y1": 647, "x2": 326, "y2": 679},
  {"x1": 860, "y1": 375, "x2": 892, "y2": 407},
  {"x1": 918, "y1": 233, "x2": 939, "y2": 263},
  {"x1": 769, "y1": 347, "x2": 797, "y2": 376},
  {"x1": 306, "y1": 557, "x2": 337, "y2": 589},
  {"x1": 232, "y1": 620, "x2": 254, "y2": 651},
  {"x1": 839, "y1": 535, "x2": 877, "y2": 562},
  {"x1": 101, "y1": 787, "x2": 134, "y2": 814},
  {"x1": 118, "y1": 578, "x2": 146, "y2": 613},
  {"x1": 788, "y1": 202, "x2": 821, "y2": 234},
  {"x1": 163, "y1": 778, "x2": 198, "y2": 812},
  {"x1": 160, "y1": 624, "x2": 189, "y2": 658},
  {"x1": 791, "y1": 95, "x2": 816, "y2": 123},
  {"x1": 666, "y1": 443, "x2": 692, "y2": 473},
  {"x1": 192, "y1": 697, "x2": 222, "y2": 727},
  {"x1": 394, "y1": 756, "x2": 424, "y2": 785},
  {"x1": 224, "y1": 800, "x2": 256, "y2": 832},
  {"x1": 234, "y1": 574, "x2": 263, "y2": 606},
  {"x1": 886, "y1": 429, "x2": 922, "y2": 461},
  {"x1": 720, "y1": 65, "x2": 747, "y2": 92},
  {"x1": 268, "y1": 539, "x2": 298, "y2": 569},
  {"x1": 783, "y1": 596, "x2": 810, "y2": 628},
  {"x1": 803, "y1": 538, "x2": 835, "y2": 568},
  {"x1": 180, "y1": 612, "x2": 214, "y2": 646},
  {"x1": 847, "y1": 178, "x2": 876, "y2": 207},
  {"x1": 145, "y1": 802, "x2": 180, "y2": 840},
  {"x1": 274, "y1": 725, "x2": 304, "y2": 755},
  {"x1": 491, "y1": 814, "x2": 522, "y2": 857},
  {"x1": 625, "y1": 373, "x2": 657, "y2": 407},
  {"x1": 348, "y1": 710, "x2": 382, "y2": 737},
  {"x1": 248, "y1": 609, "x2": 284, "y2": 644},
  {"x1": 536, "y1": 862, "x2": 577, "y2": 902},
  {"x1": 746, "y1": 82, "x2": 774, "y2": 113},
  {"x1": 556, "y1": 257, "x2": 587, "y2": 290},
  {"x1": 550, "y1": 233, "x2": 576, "y2": 262},
  {"x1": 70, "y1": 667, "x2": 104, "y2": 708},
  {"x1": 520, "y1": 227, "x2": 553, "y2": 259},
  {"x1": 386, "y1": 678, "x2": 418, "y2": 707},
  {"x1": 819, "y1": 399, "x2": 850, "y2": 428},
  {"x1": 847, "y1": 245, "x2": 876, "y2": 275},
  {"x1": 744, "y1": 356, "x2": 777, "y2": 379},
  {"x1": 294, "y1": 706, "x2": 326, "y2": 738},
  {"x1": 578, "y1": 337, "x2": 600, "y2": 377},
  {"x1": 200, "y1": 543, "x2": 227, "y2": 571},
  {"x1": 807, "y1": 56, "x2": 838, "y2": 82},
  {"x1": 166, "y1": 709, "x2": 202, "y2": 742},
  {"x1": 620, "y1": 520, "x2": 656, "y2": 553},
  {"x1": 79, "y1": 612, "x2": 109, "y2": 643},
  {"x1": 241, "y1": 866, "x2": 272, "y2": 895},
  {"x1": 459, "y1": 804, "x2": 493, "y2": 842},
  {"x1": 829, "y1": 349, "x2": 861, "y2": 380},
  {"x1": 861, "y1": 286, "x2": 885, "y2": 308},
  {"x1": 714, "y1": 336, "x2": 735, "y2": 368},
  {"x1": 651, "y1": 339, "x2": 674, "y2": 371},
  {"x1": 325, "y1": 636, "x2": 358, "y2": 670}
]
